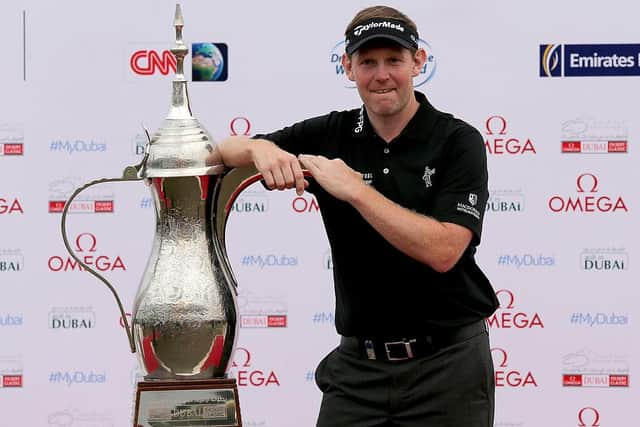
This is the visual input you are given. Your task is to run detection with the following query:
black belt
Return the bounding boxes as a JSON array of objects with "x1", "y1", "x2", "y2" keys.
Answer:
[{"x1": 340, "y1": 319, "x2": 488, "y2": 362}]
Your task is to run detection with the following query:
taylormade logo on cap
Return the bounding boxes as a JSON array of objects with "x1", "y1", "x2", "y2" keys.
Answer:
[
  {"x1": 353, "y1": 21, "x2": 405, "y2": 37},
  {"x1": 344, "y1": 18, "x2": 419, "y2": 55}
]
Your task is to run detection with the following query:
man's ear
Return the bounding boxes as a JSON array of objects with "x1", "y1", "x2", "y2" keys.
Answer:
[
  {"x1": 412, "y1": 48, "x2": 427, "y2": 77},
  {"x1": 342, "y1": 53, "x2": 355, "y2": 81}
]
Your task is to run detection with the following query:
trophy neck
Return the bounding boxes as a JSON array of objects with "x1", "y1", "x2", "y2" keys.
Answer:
[
  {"x1": 141, "y1": 4, "x2": 223, "y2": 179},
  {"x1": 167, "y1": 81, "x2": 192, "y2": 119}
]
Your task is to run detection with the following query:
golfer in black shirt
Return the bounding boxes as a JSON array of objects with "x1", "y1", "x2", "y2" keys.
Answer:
[{"x1": 212, "y1": 5, "x2": 498, "y2": 426}]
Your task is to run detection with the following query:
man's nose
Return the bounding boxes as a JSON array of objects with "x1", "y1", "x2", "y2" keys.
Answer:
[{"x1": 374, "y1": 64, "x2": 390, "y2": 80}]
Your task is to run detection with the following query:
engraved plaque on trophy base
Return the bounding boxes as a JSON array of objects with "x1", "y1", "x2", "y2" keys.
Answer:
[{"x1": 133, "y1": 379, "x2": 242, "y2": 427}]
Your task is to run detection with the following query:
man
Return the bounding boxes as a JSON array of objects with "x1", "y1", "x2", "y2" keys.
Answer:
[{"x1": 212, "y1": 6, "x2": 498, "y2": 426}]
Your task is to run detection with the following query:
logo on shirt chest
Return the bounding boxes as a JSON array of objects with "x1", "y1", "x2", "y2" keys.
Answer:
[
  {"x1": 422, "y1": 166, "x2": 436, "y2": 188},
  {"x1": 362, "y1": 172, "x2": 373, "y2": 185},
  {"x1": 354, "y1": 107, "x2": 364, "y2": 134}
]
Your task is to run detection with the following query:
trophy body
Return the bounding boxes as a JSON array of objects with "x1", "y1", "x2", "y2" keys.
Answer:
[
  {"x1": 131, "y1": 173, "x2": 242, "y2": 426},
  {"x1": 133, "y1": 175, "x2": 237, "y2": 380}
]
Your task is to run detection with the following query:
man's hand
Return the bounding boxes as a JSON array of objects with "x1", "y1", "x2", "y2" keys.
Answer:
[
  {"x1": 298, "y1": 154, "x2": 366, "y2": 203},
  {"x1": 252, "y1": 140, "x2": 308, "y2": 195},
  {"x1": 211, "y1": 136, "x2": 308, "y2": 195}
]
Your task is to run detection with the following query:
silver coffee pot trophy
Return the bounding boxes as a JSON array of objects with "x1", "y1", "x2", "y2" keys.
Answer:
[{"x1": 61, "y1": 5, "x2": 261, "y2": 426}]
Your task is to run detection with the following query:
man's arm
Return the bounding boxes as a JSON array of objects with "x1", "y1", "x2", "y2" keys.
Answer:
[
  {"x1": 211, "y1": 136, "x2": 308, "y2": 195},
  {"x1": 210, "y1": 136, "x2": 256, "y2": 167},
  {"x1": 298, "y1": 154, "x2": 471, "y2": 273},
  {"x1": 351, "y1": 183, "x2": 472, "y2": 273}
]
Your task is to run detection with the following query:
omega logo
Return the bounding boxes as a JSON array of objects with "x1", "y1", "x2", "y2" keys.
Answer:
[
  {"x1": 495, "y1": 289, "x2": 515, "y2": 309},
  {"x1": 487, "y1": 289, "x2": 544, "y2": 329},
  {"x1": 578, "y1": 406, "x2": 600, "y2": 427},
  {"x1": 48, "y1": 233, "x2": 126, "y2": 272},
  {"x1": 485, "y1": 115, "x2": 507, "y2": 135},
  {"x1": 0, "y1": 198, "x2": 24, "y2": 214},
  {"x1": 576, "y1": 173, "x2": 598, "y2": 193},
  {"x1": 548, "y1": 173, "x2": 627, "y2": 213},
  {"x1": 229, "y1": 347, "x2": 280, "y2": 387},
  {"x1": 230, "y1": 117, "x2": 251, "y2": 136},
  {"x1": 484, "y1": 115, "x2": 536, "y2": 155},
  {"x1": 491, "y1": 347, "x2": 538, "y2": 388},
  {"x1": 292, "y1": 196, "x2": 320, "y2": 213}
]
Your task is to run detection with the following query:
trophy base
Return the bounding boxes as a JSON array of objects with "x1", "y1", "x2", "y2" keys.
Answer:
[{"x1": 133, "y1": 378, "x2": 242, "y2": 427}]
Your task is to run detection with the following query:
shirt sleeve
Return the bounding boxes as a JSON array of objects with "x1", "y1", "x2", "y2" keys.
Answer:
[
  {"x1": 431, "y1": 121, "x2": 489, "y2": 246},
  {"x1": 253, "y1": 113, "x2": 337, "y2": 156}
]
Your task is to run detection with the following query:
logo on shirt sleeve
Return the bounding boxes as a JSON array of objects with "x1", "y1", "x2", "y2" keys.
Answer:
[{"x1": 457, "y1": 192, "x2": 481, "y2": 219}]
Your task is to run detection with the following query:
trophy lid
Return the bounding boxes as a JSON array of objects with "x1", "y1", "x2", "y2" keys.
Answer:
[{"x1": 142, "y1": 4, "x2": 224, "y2": 178}]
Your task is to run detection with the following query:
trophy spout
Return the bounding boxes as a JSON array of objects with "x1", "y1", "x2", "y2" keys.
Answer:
[{"x1": 60, "y1": 166, "x2": 145, "y2": 354}]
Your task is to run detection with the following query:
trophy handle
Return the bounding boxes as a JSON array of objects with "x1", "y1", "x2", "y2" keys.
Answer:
[
  {"x1": 211, "y1": 166, "x2": 260, "y2": 296},
  {"x1": 213, "y1": 166, "x2": 260, "y2": 253},
  {"x1": 211, "y1": 166, "x2": 312, "y2": 293},
  {"x1": 60, "y1": 164, "x2": 145, "y2": 354}
]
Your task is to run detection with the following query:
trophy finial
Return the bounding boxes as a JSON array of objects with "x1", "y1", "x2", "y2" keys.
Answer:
[
  {"x1": 171, "y1": 3, "x2": 188, "y2": 81},
  {"x1": 174, "y1": 3, "x2": 184, "y2": 27}
]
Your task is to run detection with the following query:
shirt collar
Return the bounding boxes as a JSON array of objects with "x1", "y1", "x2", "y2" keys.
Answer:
[{"x1": 352, "y1": 91, "x2": 442, "y2": 142}]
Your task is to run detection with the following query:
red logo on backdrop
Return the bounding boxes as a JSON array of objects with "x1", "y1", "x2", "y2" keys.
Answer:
[
  {"x1": 484, "y1": 115, "x2": 536, "y2": 155},
  {"x1": 548, "y1": 173, "x2": 627, "y2": 213},
  {"x1": 487, "y1": 289, "x2": 544, "y2": 329},
  {"x1": 130, "y1": 50, "x2": 176, "y2": 75},
  {"x1": 562, "y1": 348, "x2": 629, "y2": 388},
  {"x1": 578, "y1": 407, "x2": 600, "y2": 427},
  {"x1": 48, "y1": 178, "x2": 114, "y2": 214},
  {"x1": 0, "y1": 123, "x2": 24, "y2": 156},
  {"x1": 229, "y1": 347, "x2": 280, "y2": 387},
  {"x1": 240, "y1": 315, "x2": 287, "y2": 328},
  {"x1": 1, "y1": 144, "x2": 23, "y2": 155},
  {"x1": 48, "y1": 232, "x2": 126, "y2": 272},
  {"x1": 561, "y1": 116, "x2": 628, "y2": 154},
  {"x1": 2, "y1": 375, "x2": 23, "y2": 387},
  {"x1": 563, "y1": 372, "x2": 629, "y2": 387},
  {"x1": 0, "y1": 198, "x2": 23, "y2": 215},
  {"x1": 491, "y1": 347, "x2": 538, "y2": 388},
  {"x1": 230, "y1": 117, "x2": 252, "y2": 136},
  {"x1": 562, "y1": 140, "x2": 627, "y2": 153},
  {"x1": 49, "y1": 200, "x2": 113, "y2": 213},
  {"x1": 292, "y1": 196, "x2": 320, "y2": 213}
]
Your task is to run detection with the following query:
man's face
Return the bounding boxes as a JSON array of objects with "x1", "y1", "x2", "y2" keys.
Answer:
[{"x1": 342, "y1": 42, "x2": 426, "y2": 119}]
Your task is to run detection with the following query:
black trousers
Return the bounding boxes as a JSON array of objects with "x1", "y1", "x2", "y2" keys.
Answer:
[{"x1": 315, "y1": 329, "x2": 494, "y2": 427}]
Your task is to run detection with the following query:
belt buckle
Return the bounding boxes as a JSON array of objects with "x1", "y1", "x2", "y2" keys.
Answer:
[{"x1": 384, "y1": 339, "x2": 416, "y2": 361}]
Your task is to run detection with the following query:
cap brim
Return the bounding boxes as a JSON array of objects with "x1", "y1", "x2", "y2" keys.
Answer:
[{"x1": 346, "y1": 34, "x2": 415, "y2": 55}]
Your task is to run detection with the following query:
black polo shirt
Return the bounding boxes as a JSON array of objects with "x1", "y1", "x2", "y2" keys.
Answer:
[{"x1": 256, "y1": 92, "x2": 498, "y2": 337}]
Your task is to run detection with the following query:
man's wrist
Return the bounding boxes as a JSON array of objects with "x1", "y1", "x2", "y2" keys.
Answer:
[
  {"x1": 248, "y1": 138, "x2": 273, "y2": 162},
  {"x1": 349, "y1": 180, "x2": 375, "y2": 208}
]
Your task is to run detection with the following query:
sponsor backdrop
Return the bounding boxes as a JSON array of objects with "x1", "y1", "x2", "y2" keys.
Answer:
[{"x1": 0, "y1": 0, "x2": 637, "y2": 425}]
